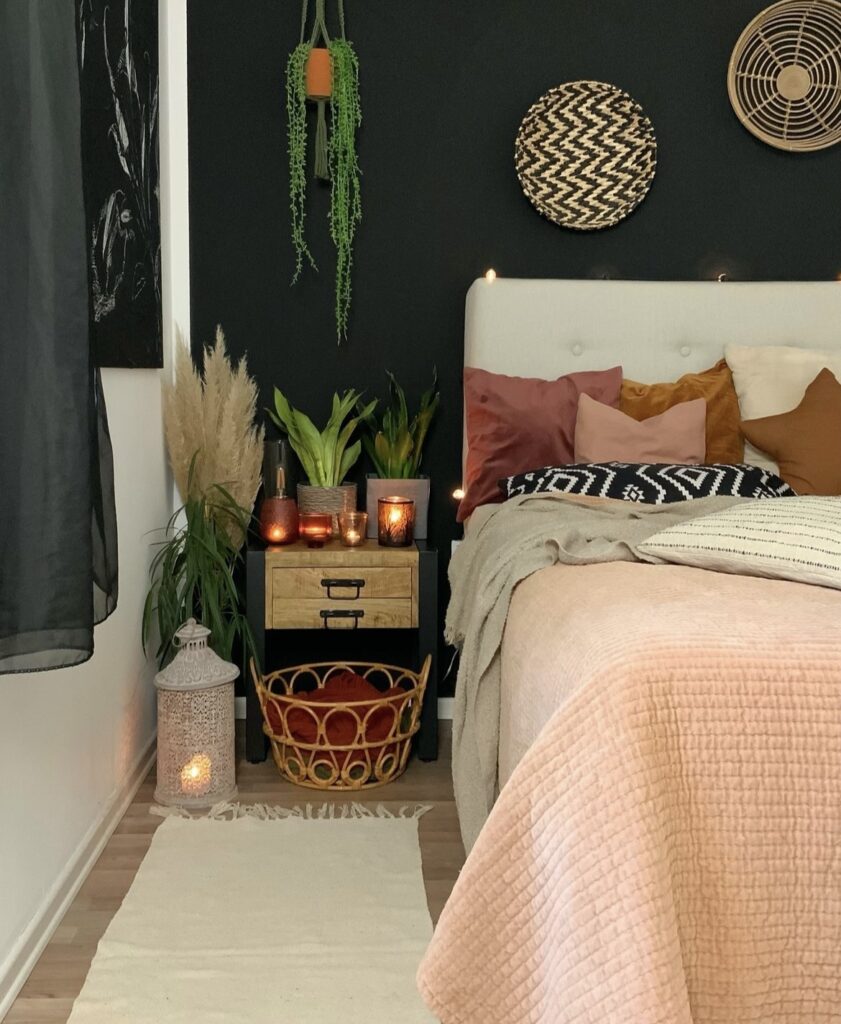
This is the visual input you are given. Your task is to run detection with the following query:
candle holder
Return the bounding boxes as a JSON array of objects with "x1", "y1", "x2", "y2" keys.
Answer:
[
  {"x1": 338, "y1": 511, "x2": 367, "y2": 547},
  {"x1": 154, "y1": 620, "x2": 238, "y2": 809},
  {"x1": 377, "y1": 497, "x2": 415, "y2": 548},
  {"x1": 299, "y1": 512, "x2": 333, "y2": 548},
  {"x1": 258, "y1": 496, "x2": 299, "y2": 545}
]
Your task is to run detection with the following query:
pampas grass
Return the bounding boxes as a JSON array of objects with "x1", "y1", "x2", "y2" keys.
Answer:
[{"x1": 163, "y1": 327, "x2": 264, "y2": 545}]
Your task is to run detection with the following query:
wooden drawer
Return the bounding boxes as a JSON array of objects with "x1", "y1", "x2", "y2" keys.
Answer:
[
  {"x1": 270, "y1": 598, "x2": 414, "y2": 630},
  {"x1": 270, "y1": 566, "x2": 412, "y2": 602}
]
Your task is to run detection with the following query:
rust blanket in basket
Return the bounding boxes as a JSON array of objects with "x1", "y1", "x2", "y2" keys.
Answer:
[
  {"x1": 418, "y1": 560, "x2": 841, "y2": 1023},
  {"x1": 264, "y1": 672, "x2": 404, "y2": 768}
]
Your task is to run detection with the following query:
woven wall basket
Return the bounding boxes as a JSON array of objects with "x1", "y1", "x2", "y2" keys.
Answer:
[
  {"x1": 514, "y1": 80, "x2": 657, "y2": 231},
  {"x1": 727, "y1": 0, "x2": 841, "y2": 152}
]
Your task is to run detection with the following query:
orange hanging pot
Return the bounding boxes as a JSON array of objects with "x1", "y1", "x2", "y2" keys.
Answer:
[{"x1": 305, "y1": 47, "x2": 332, "y2": 100}]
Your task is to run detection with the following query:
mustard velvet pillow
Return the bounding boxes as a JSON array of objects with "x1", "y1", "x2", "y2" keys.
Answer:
[
  {"x1": 741, "y1": 368, "x2": 841, "y2": 496},
  {"x1": 620, "y1": 360, "x2": 743, "y2": 464}
]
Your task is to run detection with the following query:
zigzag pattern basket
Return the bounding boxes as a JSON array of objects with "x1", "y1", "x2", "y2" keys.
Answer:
[
  {"x1": 251, "y1": 658, "x2": 430, "y2": 790},
  {"x1": 515, "y1": 80, "x2": 657, "y2": 231}
]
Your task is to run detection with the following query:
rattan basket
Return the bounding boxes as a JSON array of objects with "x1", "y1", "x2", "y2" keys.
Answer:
[{"x1": 250, "y1": 657, "x2": 430, "y2": 790}]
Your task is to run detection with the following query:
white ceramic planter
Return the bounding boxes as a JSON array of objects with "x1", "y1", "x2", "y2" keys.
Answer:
[{"x1": 365, "y1": 476, "x2": 430, "y2": 540}]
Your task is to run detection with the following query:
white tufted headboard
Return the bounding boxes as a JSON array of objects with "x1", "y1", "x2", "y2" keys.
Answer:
[{"x1": 463, "y1": 277, "x2": 841, "y2": 466}]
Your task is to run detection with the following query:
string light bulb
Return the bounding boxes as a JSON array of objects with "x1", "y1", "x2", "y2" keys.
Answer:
[
  {"x1": 452, "y1": 487, "x2": 465, "y2": 501},
  {"x1": 484, "y1": 268, "x2": 497, "y2": 283}
]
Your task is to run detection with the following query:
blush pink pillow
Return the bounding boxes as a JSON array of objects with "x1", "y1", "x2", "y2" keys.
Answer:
[
  {"x1": 574, "y1": 393, "x2": 706, "y2": 464},
  {"x1": 458, "y1": 365, "x2": 623, "y2": 522}
]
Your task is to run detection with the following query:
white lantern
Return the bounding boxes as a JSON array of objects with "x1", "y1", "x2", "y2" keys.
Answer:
[{"x1": 153, "y1": 619, "x2": 239, "y2": 808}]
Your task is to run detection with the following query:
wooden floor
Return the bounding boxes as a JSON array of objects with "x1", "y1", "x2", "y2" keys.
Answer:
[{"x1": 5, "y1": 725, "x2": 463, "y2": 1024}]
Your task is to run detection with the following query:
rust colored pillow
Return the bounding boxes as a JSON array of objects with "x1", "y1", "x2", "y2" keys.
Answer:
[
  {"x1": 458, "y1": 365, "x2": 622, "y2": 522},
  {"x1": 620, "y1": 359, "x2": 743, "y2": 464},
  {"x1": 741, "y1": 368, "x2": 841, "y2": 495}
]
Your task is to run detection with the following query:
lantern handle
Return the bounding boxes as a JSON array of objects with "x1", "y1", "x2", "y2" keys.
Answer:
[{"x1": 173, "y1": 618, "x2": 200, "y2": 648}]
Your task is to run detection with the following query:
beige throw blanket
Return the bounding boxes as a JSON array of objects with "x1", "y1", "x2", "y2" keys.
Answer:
[
  {"x1": 424, "y1": 531, "x2": 841, "y2": 1023},
  {"x1": 448, "y1": 492, "x2": 745, "y2": 852}
]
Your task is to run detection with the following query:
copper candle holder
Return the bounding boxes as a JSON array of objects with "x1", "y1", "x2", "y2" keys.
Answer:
[
  {"x1": 258, "y1": 496, "x2": 299, "y2": 545},
  {"x1": 377, "y1": 497, "x2": 415, "y2": 548},
  {"x1": 299, "y1": 512, "x2": 333, "y2": 548},
  {"x1": 338, "y1": 511, "x2": 367, "y2": 547}
]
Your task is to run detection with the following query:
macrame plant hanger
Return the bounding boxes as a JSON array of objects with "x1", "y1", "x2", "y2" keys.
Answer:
[
  {"x1": 304, "y1": 0, "x2": 332, "y2": 180},
  {"x1": 287, "y1": 0, "x2": 362, "y2": 342}
]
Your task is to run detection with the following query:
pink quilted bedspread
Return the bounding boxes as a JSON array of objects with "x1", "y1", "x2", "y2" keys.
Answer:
[{"x1": 419, "y1": 561, "x2": 841, "y2": 1023}]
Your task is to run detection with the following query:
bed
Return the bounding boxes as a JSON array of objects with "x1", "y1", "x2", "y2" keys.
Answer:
[{"x1": 419, "y1": 279, "x2": 841, "y2": 1024}]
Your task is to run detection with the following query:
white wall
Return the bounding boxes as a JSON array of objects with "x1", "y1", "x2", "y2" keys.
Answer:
[
  {"x1": 0, "y1": 371, "x2": 170, "y2": 1011},
  {"x1": 0, "y1": 2, "x2": 190, "y2": 1015}
]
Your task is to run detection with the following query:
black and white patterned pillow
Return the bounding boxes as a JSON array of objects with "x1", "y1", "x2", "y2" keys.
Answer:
[{"x1": 501, "y1": 463, "x2": 796, "y2": 504}]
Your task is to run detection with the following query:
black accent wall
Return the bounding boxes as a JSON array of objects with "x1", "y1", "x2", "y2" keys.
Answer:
[{"x1": 188, "y1": 1, "x2": 840, "y2": 668}]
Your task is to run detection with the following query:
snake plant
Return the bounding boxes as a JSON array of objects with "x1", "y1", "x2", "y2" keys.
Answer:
[
  {"x1": 359, "y1": 370, "x2": 440, "y2": 479},
  {"x1": 268, "y1": 387, "x2": 376, "y2": 486}
]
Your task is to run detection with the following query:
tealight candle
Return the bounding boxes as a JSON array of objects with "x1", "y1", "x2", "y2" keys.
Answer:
[
  {"x1": 338, "y1": 511, "x2": 367, "y2": 547},
  {"x1": 377, "y1": 497, "x2": 415, "y2": 548},
  {"x1": 258, "y1": 496, "x2": 299, "y2": 545},
  {"x1": 180, "y1": 753, "x2": 212, "y2": 797},
  {"x1": 299, "y1": 512, "x2": 333, "y2": 547}
]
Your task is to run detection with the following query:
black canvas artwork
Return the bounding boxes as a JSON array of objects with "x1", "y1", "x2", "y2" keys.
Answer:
[{"x1": 78, "y1": 0, "x2": 161, "y2": 368}]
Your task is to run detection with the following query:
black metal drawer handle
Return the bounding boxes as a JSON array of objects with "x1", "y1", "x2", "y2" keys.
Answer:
[
  {"x1": 320, "y1": 577, "x2": 365, "y2": 600},
  {"x1": 320, "y1": 609, "x2": 364, "y2": 629}
]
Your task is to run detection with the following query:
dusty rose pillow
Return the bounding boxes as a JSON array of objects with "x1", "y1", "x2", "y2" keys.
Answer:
[
  {"x1": 458, "y1": 365, "x2": 623, "y2": 522},
  {"x1": 574, "y1": 394, "x2": 706, "y2": 464}
]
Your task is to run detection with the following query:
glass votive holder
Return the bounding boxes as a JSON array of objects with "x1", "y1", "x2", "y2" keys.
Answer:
[
  {"x1": 377, "y1": 497, "x2": 415, "y2": 548},
  {"x1": 338, "y1": 511, "x2": 367, "y2": 547},
  {"x1": 258, "y1": 496, "x2": 299, "y2": 545},
  {"x1": 299, "y1": 512, "x2": 333, "y2": 548}
]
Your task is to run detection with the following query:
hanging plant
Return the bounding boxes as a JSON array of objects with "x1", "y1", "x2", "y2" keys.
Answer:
[{"x1": 286, "y1": 0, "x2": 362, "y2": 342}]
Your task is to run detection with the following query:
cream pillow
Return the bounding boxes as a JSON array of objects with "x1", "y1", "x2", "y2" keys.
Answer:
[
  {"x1": 638, "y1": 496, "x2": 841, "y2": 591},
  {"x1": 725, "y1": 345, "x2": 841, "y2": 475}
]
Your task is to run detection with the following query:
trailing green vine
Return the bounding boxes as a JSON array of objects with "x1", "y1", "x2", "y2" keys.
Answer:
[
  {"x1": 286, "y1": 42, "x2": 316, "y2": 282},
  {"x1": 285, "y1": 0, "x2": 362, "y2": 342},
  {"x1": 328, "y1": 39, "x2": 362, "y2": 341}
]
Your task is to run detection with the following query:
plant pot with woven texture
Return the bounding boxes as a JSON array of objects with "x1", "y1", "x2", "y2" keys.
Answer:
[{"x1": 297, "y1": 482, "x2": 357, "y2": 535}]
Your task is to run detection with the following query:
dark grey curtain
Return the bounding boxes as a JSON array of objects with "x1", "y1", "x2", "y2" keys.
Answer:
[{"x1": 0, "y1": 1, "x2": 118, "y2": 673}]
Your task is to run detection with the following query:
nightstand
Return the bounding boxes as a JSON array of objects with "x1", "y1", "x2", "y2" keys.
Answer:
[{"x1": 245, "y1": 538, "x2": 438, "y2": 764}]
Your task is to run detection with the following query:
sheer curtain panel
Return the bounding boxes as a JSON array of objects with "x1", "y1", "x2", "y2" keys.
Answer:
[{"x1": 0, "y1": 1, "x2": 118, "y2": 673}]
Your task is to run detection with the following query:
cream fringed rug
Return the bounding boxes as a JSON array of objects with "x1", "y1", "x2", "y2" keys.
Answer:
[{"x1": 68, "y1": 804, "x2": 437, "y2": 1023}]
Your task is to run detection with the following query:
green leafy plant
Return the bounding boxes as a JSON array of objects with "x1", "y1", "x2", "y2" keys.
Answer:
[
  {"x1": 268, "y1": 387, "x2": 376, "y2": 487},
  {"x1": 142, "y1": 470, "x2": 255, "y2": 668},
  {"x1": 359, "y1": 370, "x2": 440, "y2": 479},
  {"x1": 286, "y1": 0, "x2": 362, "y2": 342}
]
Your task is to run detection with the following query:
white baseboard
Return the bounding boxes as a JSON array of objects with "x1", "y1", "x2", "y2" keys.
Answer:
[
  {"x1": 0, "y1": 734, "x2": 157, "y2": 1021},
  {"x1": 235, "y1": 696, "x2": 453, "y2": 721}
]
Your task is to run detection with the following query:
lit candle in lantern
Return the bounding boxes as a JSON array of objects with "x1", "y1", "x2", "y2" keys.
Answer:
[
  {"x1": 299, "y1": 512, "x2": 333, "y2": 547},
  {"x1": 180, "y1": 753, "x2": 212, "y2": 798},
  {"x1": 377, "y1": 497, "x2": 415, "y2": 548},
  {"x1": 338, "y1": 511, "x2": 367, "y2": 547}
]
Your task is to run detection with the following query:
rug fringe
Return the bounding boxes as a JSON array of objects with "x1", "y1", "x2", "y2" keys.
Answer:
[{"x1": 151, "y1": 801, "x2": 432, "y2": 822}]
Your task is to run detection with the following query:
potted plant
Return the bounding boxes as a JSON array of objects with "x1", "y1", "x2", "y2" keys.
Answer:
[
  {"x1": 143, "y1": 328, "x2": 264, "y2": 666},
  {"x1": 287, "y1": 0, "x2": 362, "y2": 341},
  {"x1": 268, "y1": 387, "x2": 376, "y2": 530},
  {"x1": 359, "y1": 370, "x2": 440, "y2": 540}
]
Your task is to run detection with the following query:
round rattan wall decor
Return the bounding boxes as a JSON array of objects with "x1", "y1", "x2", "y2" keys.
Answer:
[
  {"x1": 728, "y1": 0, "x2": 841, "y2": 152},
  {"x1": 514, "y1": 81, "x2": 657, "y2": 232}
]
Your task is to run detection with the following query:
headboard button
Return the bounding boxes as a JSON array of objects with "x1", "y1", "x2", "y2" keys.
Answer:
[
  {"x1": 571, "y1": 343, "x2": 583, "y2": 356},
  {"x1": 680, "y1": 345, "x2": 691, "y2": 357}
]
